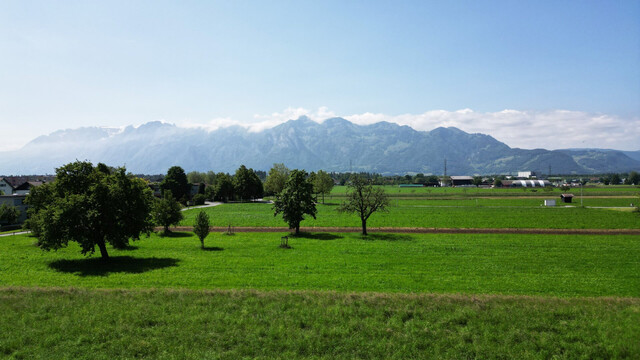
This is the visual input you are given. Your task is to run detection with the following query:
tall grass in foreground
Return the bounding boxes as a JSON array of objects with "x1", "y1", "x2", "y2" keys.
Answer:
[{"x1": 1, "y1": 288, "x2": 638, "y2": 359}]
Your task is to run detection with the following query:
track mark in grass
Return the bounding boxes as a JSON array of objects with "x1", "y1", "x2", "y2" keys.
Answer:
[{"x1": 48, "y1": 256, "x2": 180, "y2": 277}]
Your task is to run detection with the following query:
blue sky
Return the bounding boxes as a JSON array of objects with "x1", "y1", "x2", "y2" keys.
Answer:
[{"x1": 1, "y1": 1, "x2": 639, "y2": 150}]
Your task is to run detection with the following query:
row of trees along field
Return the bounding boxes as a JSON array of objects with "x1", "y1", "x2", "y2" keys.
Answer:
[
  {"x1": 181, "y1": 163, "x2": 335, "y2": 204},
  {"x1": 23, "y1": 161, "x2": 389, "y2": 260}
]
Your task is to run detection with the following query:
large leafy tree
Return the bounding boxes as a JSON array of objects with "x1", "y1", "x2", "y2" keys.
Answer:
[
  {"x1": 264, "y1": 163, "x2": 290, "y2": 196},
  {"x1": 215, "y1": 173, "x2": 235, "y2": 202},
  {"x1": 273, "y1": 169, "x2": 317, "y2": 235},
  {"x1": 338, "y1": 175, "x2": 389, "y2": 235},
  {"x1": 625, "y1": 171, "x2": 639, "y2": 185},
  {"x1": 313, "y1": 170, "x2": 334, "y2": 204},
  {"x1": 234, "y1": 165, "x2": 264, "y2": 201},
  {"x1": 161, "y1": 166, "x2": 190, "y2": 203},
  {"x1": 25, "y1": 161, "x2": 154, "y2": 260},
  {"x1": 152, "y1": 191, "x2": 184, "y2": 234}
]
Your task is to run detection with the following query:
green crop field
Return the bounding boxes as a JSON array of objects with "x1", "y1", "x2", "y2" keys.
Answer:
[
  {"x1": 182, "y1": 202, "x2": 640, "y2": 229},
  {"x1": 2, "y1": 232, "x2": 639, "y2": 296}
]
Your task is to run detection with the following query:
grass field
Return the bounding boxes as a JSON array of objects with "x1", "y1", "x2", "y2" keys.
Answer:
[
  {"x1": 2, "y1": 287, "x2": 638, "y2": 359},
  {"x1": 3, "y1": 183, "x2": 639, "y2": 358},
  {"x1": 2, "y1": 232, "x2": 638, "y2": 297},
  {"x1": 182, "y1": 202, "x2": 640, "y2": 229},
  {"x1": 326, "y1": 185, "x2": 640, "y2": 197}
]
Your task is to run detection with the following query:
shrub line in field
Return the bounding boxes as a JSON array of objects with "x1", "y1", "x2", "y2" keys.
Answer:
[{"x1": 163, "y1": 226, "x2": 640, "y2": 235}]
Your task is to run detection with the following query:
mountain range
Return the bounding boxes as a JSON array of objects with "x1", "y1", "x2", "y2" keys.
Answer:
[{"x1": 1, "y1": 117, "x2": 639, "y2": 175}]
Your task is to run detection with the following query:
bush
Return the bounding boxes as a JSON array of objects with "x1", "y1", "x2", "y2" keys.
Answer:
[{"x1": 192, "y1": 194, "x2": 206, "y2": 206}]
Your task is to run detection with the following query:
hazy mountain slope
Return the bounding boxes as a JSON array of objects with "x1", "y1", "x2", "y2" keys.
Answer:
[{"x1": 1, "y1": 118, "x2": 638, "y2": 175}]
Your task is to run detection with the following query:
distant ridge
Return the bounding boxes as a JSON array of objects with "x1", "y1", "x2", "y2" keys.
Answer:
[{"x1": 0, "y1": 117, "x2": 638, "y2": 175}]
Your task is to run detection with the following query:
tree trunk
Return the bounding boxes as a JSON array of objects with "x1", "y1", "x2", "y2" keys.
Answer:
[
  {"x1": 295, "y1": 224, "x2": 300, "y2": 235},
  {"x1": 200, "y1": 239, "x2": 204, "y2": 249},
  {"x1": 97, "y1": 240, "x2": 109, "y2": 260},
  {"x1": 322, "y1": 193, "x2": 325, "y2": 204},
  {"x1": 361, "y1": 218, "x2": 367, "y2": 236}
]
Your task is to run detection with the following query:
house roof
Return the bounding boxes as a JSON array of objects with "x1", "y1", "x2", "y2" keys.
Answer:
[
  {"x1": 561, "y1": 194, "x2": 574, "y2": 198},
  {"x1": 450, "y1": 176, "x2": 474, "y2": 181},
  {"x1": 14, "y1": 181, "x2": 44, "y2": 191}
]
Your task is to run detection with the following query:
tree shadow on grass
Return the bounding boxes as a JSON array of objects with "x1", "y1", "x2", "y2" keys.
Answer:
[
  {"x1": 362, "y1": 234, "x2": 413, "y2": 241},
  {"x1": 293, "y1": 232, "x2": 343, "y2": 240},
  {"x1": 160, "y1": 231, "x2": 192, "y2": 238},
  {"x1": 201, "y1": 246, "x2": 224, "y2": 251},
  {"x1": 48, "y1": 256, "x2": 180, "y2": 277}
]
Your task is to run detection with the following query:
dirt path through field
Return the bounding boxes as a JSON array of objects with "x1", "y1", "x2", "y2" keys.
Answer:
[{"x1": 166, "y1": 226, "x2": 640, "y2": 235}]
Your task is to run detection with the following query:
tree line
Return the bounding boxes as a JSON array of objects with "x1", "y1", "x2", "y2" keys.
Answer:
[{"x1": 23, "y1": 161, "x2": 390, "y2": 261}]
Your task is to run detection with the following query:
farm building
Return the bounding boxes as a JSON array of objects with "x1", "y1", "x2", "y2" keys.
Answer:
[
  {"x1": 502, "y1": 180, "x2": 551, "y2": 188},
  {"x1": 560, "y1": 194, "x2": 574, "y2": 203},
  {"x1": 517, "y1": 171, "x2": 536, "y2": 179},
  {"x1": 449, "y1": 176, "x2": 474, "y2": 186}
]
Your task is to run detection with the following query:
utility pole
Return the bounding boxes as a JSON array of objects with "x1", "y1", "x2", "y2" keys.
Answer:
[{"x1": 443, "y1": 158, "x2": 447, "y2": 187}]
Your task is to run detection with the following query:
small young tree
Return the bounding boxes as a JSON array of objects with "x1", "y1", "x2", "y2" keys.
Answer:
[
  {"x1": 193, "y1": 210, "x2": 210, "y2": 249},
  {"x1": 153, "y1": 191, "x2": 183, "y2": 234},
  {"x1": 338, "y1": 175, "x2": 389, "y2": 235},
  {"x1": 313, "y1": 170, "x2": 335, "y2": 204},
  {"x1": 273, "y1": 169, "x2": 317, "y2": 235}
]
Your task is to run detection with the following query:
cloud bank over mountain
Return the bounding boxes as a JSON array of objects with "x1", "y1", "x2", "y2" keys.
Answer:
[
  {"x1": 1, "y1": 117, "x2": 638, "y2": 176},
  {"x1": 183, "y1": 107, "x2": 639, "y2": 151}
]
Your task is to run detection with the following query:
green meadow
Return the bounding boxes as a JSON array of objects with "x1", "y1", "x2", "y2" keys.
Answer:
[
  {"x1": 2, "y1": 232, "x2": 638, "y2": 297},
  {"x1": 2, "y1": 288, "x2": 638, "y2": 359},
  {"x1": 327, "y1": 185, "x2": 640, "y2": 197},
  {"x1": 3, "y1": 183, "x2": 639, "y2": 359},
  {"x1": 1, "y1": 231, "x2": 639, "y2": 359},
  {"x1": 181, "y1": 202, "x2": 640, "y2": 229}
]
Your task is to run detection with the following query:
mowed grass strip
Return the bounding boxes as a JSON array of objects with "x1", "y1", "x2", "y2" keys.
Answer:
[
  {"x1": 181, "y1": 202, "x2": 640, "y2": 229},
  {"x1": 1, "y1": 287, "x2": 638, "y2": 359},
  {"x1": 2, "y1": 232, "x2": 638, "y2": 297}
]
